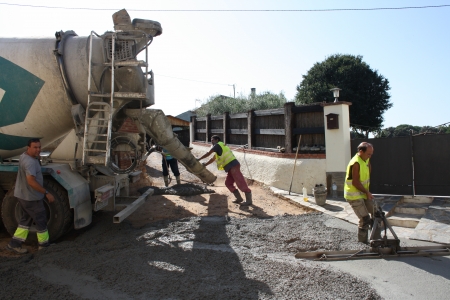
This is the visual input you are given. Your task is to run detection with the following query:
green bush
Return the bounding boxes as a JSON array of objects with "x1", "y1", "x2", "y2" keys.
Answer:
[{"x1": 195, "y1": 91, "x2": 288, "y2": 117}]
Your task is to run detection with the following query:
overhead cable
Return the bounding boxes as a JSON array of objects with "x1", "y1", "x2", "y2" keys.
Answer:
[
  {"x1": 156, "y1": 74, "x2": 231, "y2": 86},
  {"x1": 1, "y1": 3, "x2": 449, "y2": 12}
]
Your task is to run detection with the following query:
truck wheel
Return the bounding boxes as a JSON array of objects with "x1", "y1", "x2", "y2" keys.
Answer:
[{"x1": 1, "y1": 178, "x2": 73, "y2": 243}]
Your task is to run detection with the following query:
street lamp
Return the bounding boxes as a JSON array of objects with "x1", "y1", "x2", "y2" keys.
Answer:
[{"x1": 329, "y1": 87, "x2": 341, "y2": 103}]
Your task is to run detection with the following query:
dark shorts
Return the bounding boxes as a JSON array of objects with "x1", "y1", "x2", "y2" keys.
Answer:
[{"x1": 162, "y1": 158, "x2": 180, "y2": 176}]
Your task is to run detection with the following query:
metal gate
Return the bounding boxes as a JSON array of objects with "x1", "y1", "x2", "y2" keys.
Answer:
[{"x1": 351, "y1": 134, "x2": 450, "y2": 196}]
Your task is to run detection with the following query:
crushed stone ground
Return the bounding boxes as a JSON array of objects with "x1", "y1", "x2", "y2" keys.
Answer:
[
  {"x1": 0, "y1": 152, "x2": 381, "y2": 299},
  {"x1": 0, "y1": 212, "x2": 380, "y2": 299}
]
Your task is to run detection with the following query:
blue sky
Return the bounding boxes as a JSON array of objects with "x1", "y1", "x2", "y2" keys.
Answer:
[{"x1": 1, "y1": 0, "x2": 449, "y2": 129}]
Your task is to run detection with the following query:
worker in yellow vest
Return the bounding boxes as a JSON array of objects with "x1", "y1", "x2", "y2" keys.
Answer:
[
  {"x1": 197, "y1": 135, "x2": 252, "y2": 206},
  {"x1": 344, "y1": 142, "x2": 377, "y2": 243}
]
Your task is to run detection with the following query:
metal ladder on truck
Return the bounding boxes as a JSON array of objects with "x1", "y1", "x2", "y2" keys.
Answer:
[{"x1": 82, "y1": 30, "x2": 151, "y2": 169}]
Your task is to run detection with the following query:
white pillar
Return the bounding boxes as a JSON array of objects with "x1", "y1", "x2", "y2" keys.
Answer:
[
  {"x1": 189, "y1": 121, "x2": 194, "y2": 146},
  {"x1": 323, "y1": 101, "x2": 352, "y2": 196}
]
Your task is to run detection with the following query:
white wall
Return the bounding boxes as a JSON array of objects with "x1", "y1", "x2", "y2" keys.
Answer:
[
  {"x1": 323, "y1": 102, "x2": 351, "y2": 173},
  {"x1": 191, "y1": 144, "x2": 326, "y2": 195}
]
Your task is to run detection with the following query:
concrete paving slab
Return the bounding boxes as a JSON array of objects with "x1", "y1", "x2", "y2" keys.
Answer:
[
  {"x1": 410, "y1": 198, "x2": 450, "y2": 244},
  {"x1": 324, "y1": 256, "x2": 450, "y2": 300},
  {"x1": 271, "y1": 190, "x2": 450, "y2": 299}
]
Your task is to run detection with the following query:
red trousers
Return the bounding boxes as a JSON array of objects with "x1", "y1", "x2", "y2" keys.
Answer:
[{"x1": 225, "y1": 164, "x2": 251, "y2": 193}]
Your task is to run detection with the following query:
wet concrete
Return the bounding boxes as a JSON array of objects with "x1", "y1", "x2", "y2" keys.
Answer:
[{"x1": 0, "y1": 212, "x2": 382, "y2": 299}]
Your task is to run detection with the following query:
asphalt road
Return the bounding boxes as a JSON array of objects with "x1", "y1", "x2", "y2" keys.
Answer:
[{"x1": 322, "y1": 218, "x2": 450, "y2": 300}]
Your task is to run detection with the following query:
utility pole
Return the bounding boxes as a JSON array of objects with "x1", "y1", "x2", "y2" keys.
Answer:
[{"x1": 229, "y1": 84, "x2": 235, "y2": 98}]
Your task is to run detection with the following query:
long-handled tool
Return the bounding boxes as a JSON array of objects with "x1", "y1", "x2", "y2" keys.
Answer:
[{"x1": 288, "y1": 135, "x2": 302, "y2": 195}]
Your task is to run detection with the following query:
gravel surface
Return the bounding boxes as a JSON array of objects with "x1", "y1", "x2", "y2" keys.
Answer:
[{"x1": 0, "y1": 212, "x2": 381, "y2": 299}]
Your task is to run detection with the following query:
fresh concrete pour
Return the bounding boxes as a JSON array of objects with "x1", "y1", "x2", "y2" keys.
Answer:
[
  {"x1": 1, "y1": 211, "x2": 449, "y2": 299},
  {"x1": 0, "y1": 213, "x2": 378, "y2": 299}
]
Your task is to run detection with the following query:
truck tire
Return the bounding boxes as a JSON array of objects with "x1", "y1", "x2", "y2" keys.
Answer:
[{"x1": 1, "y1": 178, "x2": 73, "y2": 243}]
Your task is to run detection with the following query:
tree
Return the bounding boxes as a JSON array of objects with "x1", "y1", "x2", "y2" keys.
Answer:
[
  {"x1": 195, "y1": 91, "x2": 287, "y2": 117},
  {"x1": 375, "y1": 124, "x2": 420, "y2": 137},
  {"x1": 374, "y1": 124, "x2": 449, "y2": 138},
  {"x1": 295, "y1": 54, "x2": 392, "y2": 138}
]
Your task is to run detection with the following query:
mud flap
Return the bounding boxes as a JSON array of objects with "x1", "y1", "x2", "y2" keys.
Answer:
[{"x1": 73, "y1": 200, "x2": 92, "y2": 229}]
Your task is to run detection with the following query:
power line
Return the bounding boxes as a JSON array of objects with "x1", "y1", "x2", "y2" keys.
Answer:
[
  {"x1": 1, "y1": 3, "x2": 449, "y2": 12},
  {"x1": 156, "y1": 73, "x2": 231, "y2": 86}
]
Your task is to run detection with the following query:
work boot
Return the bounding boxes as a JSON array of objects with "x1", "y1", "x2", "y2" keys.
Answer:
[
  {"x1": 6, "y1": 244, "x2": 28, "y2": 254},
  {"x1": 358, "y1": 228, "x2": 369, "y2": 244},
  {"x1": 176, "y1": 176, "x2": 181, "y2": 185},
  {"x1": 362, "y1": 215, "x2": 372, "y2": 229},
  {"x1": 240, "y1": 192, "x2": 253, "y2": 206},
  {"x1": 231, "y1": 190, "x2": 244, "y2": 203},
  {"x1": 163, "y1": 176, "x2": 169, "y2": 187},
  {"x1": 38, "y1": 243, "x2": 55, "y2": 250}
]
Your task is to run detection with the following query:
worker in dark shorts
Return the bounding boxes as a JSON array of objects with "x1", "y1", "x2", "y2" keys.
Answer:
[
  {"x1": 197, "y1": 135, "x2": 252, "y2": 206},
  {"x1": 160, "y1": 147, "x2": 181, "y2": 187},
  {"x1": 6, "y1": 138, "x2": 55, "y2": 254}
]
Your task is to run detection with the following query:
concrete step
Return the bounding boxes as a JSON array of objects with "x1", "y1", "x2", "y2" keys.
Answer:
[
  {"x1": 387, "y1": 213, "x2": 422, "y2": 228},
  {"x1": 385, "y1": 226, "x2": 416, "y2": 240},
  {"x1": 402, "y1": 196, "x2": 433, "y2": 204},
  {"x1": 394, "y1": 203, "x2": 428, "y2": 215}
]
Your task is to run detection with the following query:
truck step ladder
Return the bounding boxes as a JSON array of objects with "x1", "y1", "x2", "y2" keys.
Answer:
[
  {"x1": 82, "y1": 30, "x2": 150, "y2": 167},
  {"x1": 82, "y1": 31, "x2": 115, "y2": 166}
]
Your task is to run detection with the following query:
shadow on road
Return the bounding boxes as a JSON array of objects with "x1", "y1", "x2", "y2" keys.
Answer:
[{"x1": 134, "y1": 192, "x2": 273, "y2": 298}]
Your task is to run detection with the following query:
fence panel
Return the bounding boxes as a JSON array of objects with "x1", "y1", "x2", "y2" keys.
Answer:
[
  {"x1": 194, "y1": 119, "x2": 206, "y2": 142},
  {"x1": 193, "y1": 104, "x2": 325, "y2": 152},
  {"x1": 413, "y1": 134, "x2": 450, "y2": 196},
  {"x1": 351, "y1": 137, "x2": 413, "y2": 195},
  {"x1": 254, "y1": 114, "x2": 285, "y2": 149},
  {"x1": 294, "y1": 110, "x2": 325, "y2": 150}
]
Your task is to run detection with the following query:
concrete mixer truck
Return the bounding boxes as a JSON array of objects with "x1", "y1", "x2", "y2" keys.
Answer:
[{"x1": 0, "y1": 9, "x2": 216, "y2": 242}]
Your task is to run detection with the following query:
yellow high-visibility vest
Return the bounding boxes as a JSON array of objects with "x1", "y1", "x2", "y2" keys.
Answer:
[
  {"x1": 215, "y1": 142, "x2": 236, "y2": 170},
  {"x1": 344, "y1": 154, "x2": 370, "y2": 200}
]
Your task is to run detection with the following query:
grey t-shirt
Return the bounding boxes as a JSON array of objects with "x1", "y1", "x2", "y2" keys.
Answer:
[
  {"x1": 211, "y1": 144, "x2": 239, "y2": 172},
  {"x1": 14, "y1": 153, "x2": 44, "y2": 201}
]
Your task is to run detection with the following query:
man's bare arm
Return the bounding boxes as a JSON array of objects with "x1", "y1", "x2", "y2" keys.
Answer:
[
  {"x1": 26, "y1": 175, "x2": 55, "y2": 203},
  {"x1": 198, "y1": 148, "x2": 215, "y2": 161},
  {"x1": 203, "y1": 156, "x2": 216, "y2": 166}
]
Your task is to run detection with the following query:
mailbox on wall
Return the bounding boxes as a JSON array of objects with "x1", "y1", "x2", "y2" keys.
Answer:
[{"x1": 326, "y1": 113, "x2": 339, "y2": 129}]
